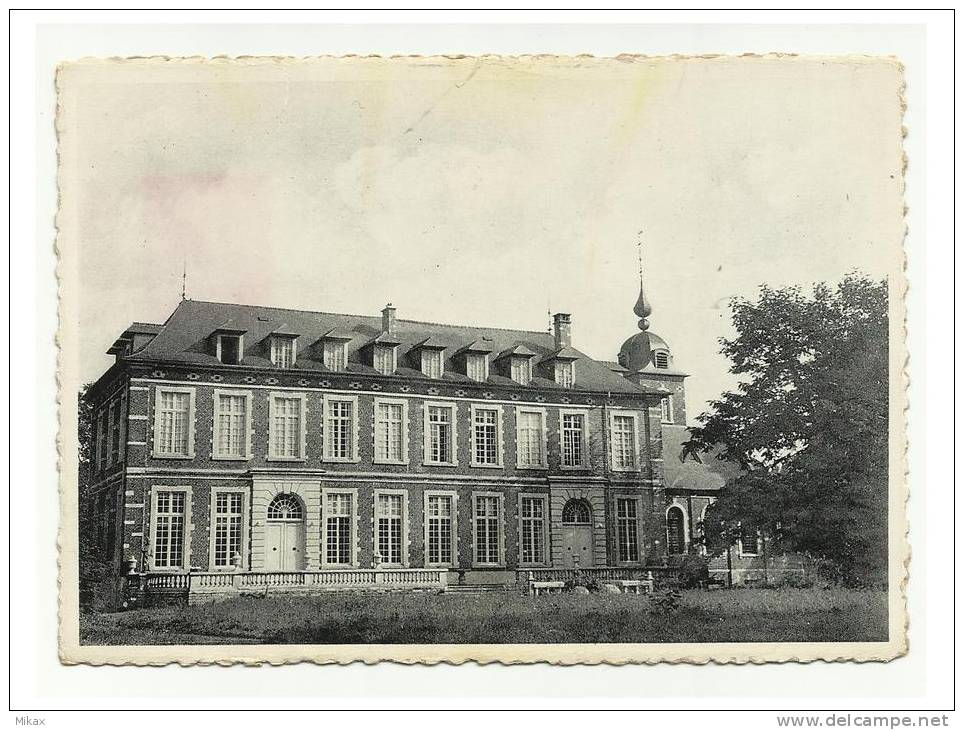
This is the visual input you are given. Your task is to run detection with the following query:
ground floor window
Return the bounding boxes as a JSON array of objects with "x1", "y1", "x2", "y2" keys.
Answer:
[
  {"x1": 666, "y1": 505, "x2": 686, "y2": 555},
  {"x1": 739, "y1": 529, "x2": 760, "y2": 556},
  {"x1": 325, "y1": 492, "x2": 353, "y2": 565},
  {"x1": 426, "y1": 494, "x2": 455, "y2": 566},
  {"x1": 474, "y1": 494, "x2": 502, "y2": 566},
  {"x1": 519, "y1": 495, "x2": 547, "y2": 565},
  {"x1": 375, "y1": 492, "x2": 405, "y2": 566},
  {"x1": 212, "y1": 492, "x2": 244, "y2": 568},
  {"x1": 616, "y1": 498, "x2": 640, "y2": 563},
  {"x1": 152, "y1": 489, "x2": 187, "y2": 569}
]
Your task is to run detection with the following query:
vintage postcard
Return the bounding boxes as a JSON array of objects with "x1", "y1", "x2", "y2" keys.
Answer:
[{"x1": 56, "y1": 55, "x2": 907, "y2": 665}]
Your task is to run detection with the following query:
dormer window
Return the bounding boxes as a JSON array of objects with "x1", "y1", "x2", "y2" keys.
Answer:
[
  {"x1": 374, "y1": 345, "x2": 397, "y2": 376},
  {"x1": 466, "y1": 353, "x2": 488, "y2": 383},
  {"x1": 510, "y1": 357, "x2": 531, "y2": 386},
  {"x1": 323, "y1": 340, "x2": 348, "y2": 372},
  {"x1": 421, "y1": 350, "x2": 443, "y2": 379},
  {"x1": 654, "y1": 350, "x2": 670, "y2": 369},
  {"x1": 554, "y1": 361, "x2": 575, "y2": 388},
  {"x1": 270, "y1": 336, "x2": 296, "y2": 369},
  {"x1": 217, "y1": 334, "x2": 242, "y2": 365}
]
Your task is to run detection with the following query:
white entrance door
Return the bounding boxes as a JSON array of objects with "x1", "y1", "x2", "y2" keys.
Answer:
[
  {"x1": 561, "y1": 525, "x2": 594, "y2": 568},
  {"x1": 265, "y1": 521, "x2": 305, "y2": 571},
  {"x1": 265, "y1": 494, "x2": 306, "y2": 572}
]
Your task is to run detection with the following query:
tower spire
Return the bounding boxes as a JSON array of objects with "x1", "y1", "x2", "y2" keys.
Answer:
[{"x1": 634, "y1": 230, "x2": 652, "y2": 329}]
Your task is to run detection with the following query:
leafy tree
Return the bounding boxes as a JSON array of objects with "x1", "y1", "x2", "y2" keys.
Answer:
[
  {"x1": 688, "y1": 274, "x2": 889, "y2": 586},
  {"x1": 77, "y1": 383, "x2": 108, "y2": 607}
]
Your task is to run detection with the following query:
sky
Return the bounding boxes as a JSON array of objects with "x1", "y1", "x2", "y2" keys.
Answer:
[{"x1": 58, "y1": 55, "x2": 905, "y2": 420}]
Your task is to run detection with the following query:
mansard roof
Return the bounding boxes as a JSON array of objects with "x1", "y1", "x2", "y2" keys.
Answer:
[{"x1": 122, "y1": 299, "x2": 654, "y2": 395}]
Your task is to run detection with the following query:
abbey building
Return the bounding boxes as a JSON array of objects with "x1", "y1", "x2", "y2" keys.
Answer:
[{"x1": 82, "y1": 284, "x2": 763, "y2": 602}]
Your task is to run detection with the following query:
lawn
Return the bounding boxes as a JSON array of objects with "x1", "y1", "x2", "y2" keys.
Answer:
[{"x1": 79, "y1": 587, "x2": 888, "y2": 646}]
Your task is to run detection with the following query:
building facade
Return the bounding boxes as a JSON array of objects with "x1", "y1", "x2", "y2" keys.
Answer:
[{"x1": 83, "y1": 288, "x2": 727, "y2": 595}]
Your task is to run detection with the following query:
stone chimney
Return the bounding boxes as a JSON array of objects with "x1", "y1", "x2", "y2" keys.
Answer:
[
  {"x1": 381, "y1": 303, "x2": 397, "y2": 336},
  {"x1": 553, "y1": 312, "x2": 572, "y2": 349}
]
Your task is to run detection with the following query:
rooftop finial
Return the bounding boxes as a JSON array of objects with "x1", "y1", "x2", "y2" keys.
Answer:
[
  {"x1": 181, "y1": 259, "x2": 187, "y2": 301},
  {"x1": 634, "y1": 230, "x2": 652, "y2": 327}
]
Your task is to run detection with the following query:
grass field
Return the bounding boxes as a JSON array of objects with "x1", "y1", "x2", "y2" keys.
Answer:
[{"x1": 79, "y1": 587, "x2": 888, "y2": 645}]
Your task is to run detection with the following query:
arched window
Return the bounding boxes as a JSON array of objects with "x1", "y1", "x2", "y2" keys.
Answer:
[
  {"x1": 562, "y1": 499, "x2": 592, "y2": 525},
  {"x1": 654, "y1": 350, "x2": 670, "y2": 369},
  {"x1": 666, "y1": 506, "x2": 686, "y2": 555},
  {"x1": 267, "y1": 494, "x2": 303, "y2": 521}
]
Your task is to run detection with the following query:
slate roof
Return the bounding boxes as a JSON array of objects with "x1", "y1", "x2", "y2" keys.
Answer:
[
  {"x1": 660, "y1": 425, "x2": 743, "y2": 492},
  {"x1": 124, "y1": 299, "x2": 654, "y2": 395}
]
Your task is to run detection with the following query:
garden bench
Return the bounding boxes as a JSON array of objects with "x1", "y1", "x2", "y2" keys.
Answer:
[
  {"x1": 530, "y1": 580, "x2": 566, "y2": 596},
  {"x1": 611, "y1": 579, "x2": 654, "y2": 595}
]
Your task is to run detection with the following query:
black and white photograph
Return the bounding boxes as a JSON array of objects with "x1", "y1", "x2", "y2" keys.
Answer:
[{"x1": 55, "y1": 53, "x2": 906, "y2": 665}]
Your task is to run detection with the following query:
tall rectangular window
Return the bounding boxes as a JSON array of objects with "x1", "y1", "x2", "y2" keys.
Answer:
[
  {"x1": 739, "y1": 530, "x2": 759, "y2": 556},
  {"x1": 214, "y1": 392, "x2": 248, "y2": 458},
  {"x1": 323, "y1": 341, "x2": 347, "y2": 372},
  {"x1": 108, "y1": 401, "x2": 121, "y2": 463},
  {"x1": 153, "y1": 490, "x2": 186, "y2": 569},
  {"x1": 516, "y1": 410, "x2": 545, "y2": 467},
  {"x1": 510, "y1": 357, "x2": 531, "y2": 386},
  {"x1": 421, "y1": 350, "x2": 443, "y2": 379},
  {"x1": 474, "y1": 495, "x2": 501, "y2": 565},
  {"x1": 616, "y1": 498, "x2": 640, "y2": 563},
  {"x1": 212, "y1": 492, "x2": 243, "y2": 568},
  {"x1": 373, "y1": 345, "x2": 396, "y2": 375},
  {"x1": 426, "y1": 405, "x2": 454, "y2": 464},
  {"x1": 519, "y1": 496, "x2": 547, "y2": 565},
  {"x1": 270, "y1": 337, "x2": 295, "y2": 368},
  {"x1": 270, "y1": 396, "x2": 303, "y2": 459},
  {"x1": 325, "y1": 493, "x2": 353, "y2": 565},
  {"x1": 473, "y1": 407, "x2": 500, "y2": 465},
  {"x1": 661, "y1": 395, "x2": 674, "y2": 424},
  {"x1": 375, "y1": 401, "x2": 406, "y2": 463},
  {"x1": 426, "y1": 495, "x2": 454, "y2": 565},
  {"x1": 554, "y1": 361, "x2": 575, "y2": 388},
  {"x1": 611, "y1": 414, "x2": 637, "y2": 470},
  {"x1": 562, "y1": 412, "x2": 585, "y2": 467},
  {"x1": 155, "y1": 389, "x2": 191, "y2": 456},
  {"x1": 325, "y1": 398, "x2": 355, "y2": 460},
  {"x1": 375, "y1": 493, "x2": 404, "y2": 566},
  {"x1": 466, "y1": 353, "x2": 488, "y2": 382}
]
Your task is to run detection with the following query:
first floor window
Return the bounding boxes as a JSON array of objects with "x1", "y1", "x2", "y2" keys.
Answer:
[
  {"x1": 561, "y1": 413, "x2": 585, "y2": 467},
  {"x1": 108, "y1": 401, "x2": 121, "y2": 463},
  {"x1": 519, "y1": 496, "x2": 546, "y2": 564},
  {"x1": 740, "y1": 530, "x2": 759, "y2": 556},
  {"x1": 213, "y1": 492, "x2": 243, "y2": 568},
  {"x1": 270, "y1": 396, "x2": 302, "y2": 458},
  {"x1": 426, "y1": 495, "x2": 454, "y2": 565},
  {"x1": 325, "y1": 398, "x2": 355, "y2": 460},
  {"x1": 474, "y1": 495, "x2": 501, "y2": 565},
  {"x1": 611, "y1": 414, "x2": 637, "y2": 470},
  {"x1": 661, "y1": 395, "x2": 674, "y2": 424},
  {"x1": 516, "y1": 410, "x2": 545, "y2": 467},
  {"x1": 376, "y1": 493, "x2": 404, "y2": 565},
  {"x1": 155, "y1": 389, "x2": 191, "y2": 456},
  {"x1": 215, "y1": 392, "x2": 248, "y2": 458},
  {"x1": 616, "y1": 498, "x2": 640, "y2": 563},
  {"x1": 473, "y1": 408, "x2": 500, "y2": 465},
  {"x1": 426, "y1": 405, "x2": 453, "y2": 463},
  {"x1": 153, "y1": 490, "x2": 186, "y2": 568},
  {"x1": 325, "y1": 493, "x2": 353, "y2": 565},
  {"x1": 375, "y1": 401, "x2": 405, "y2": 462}
]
